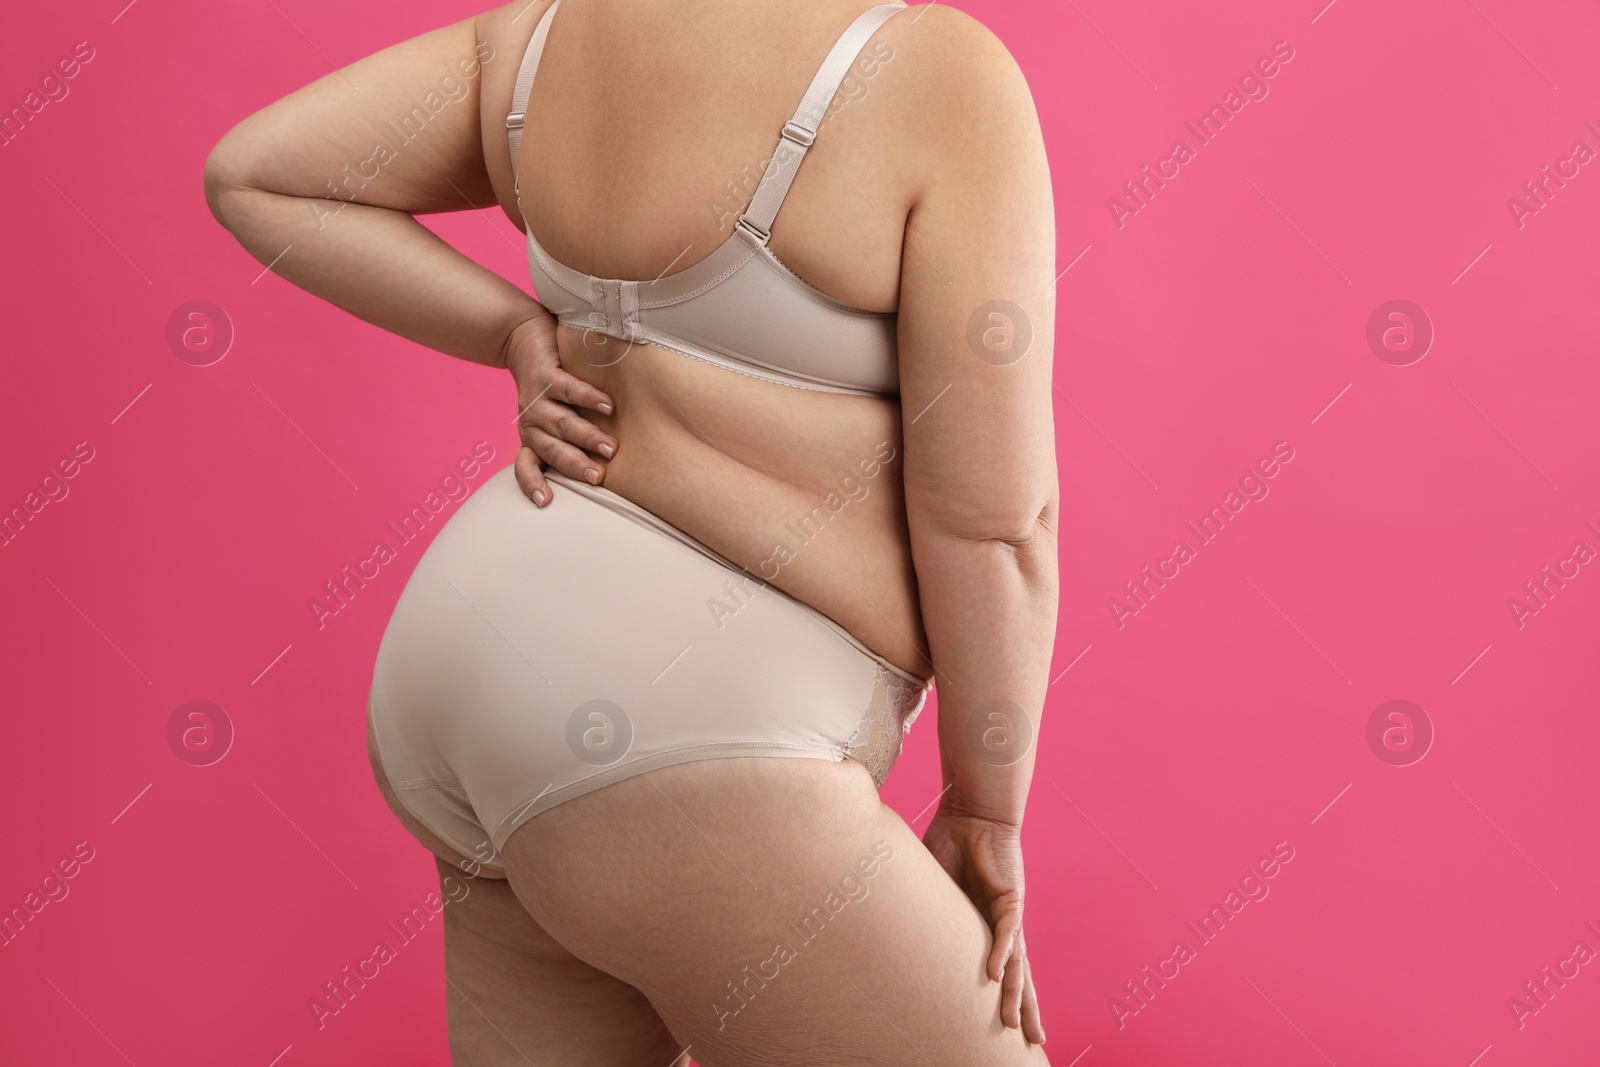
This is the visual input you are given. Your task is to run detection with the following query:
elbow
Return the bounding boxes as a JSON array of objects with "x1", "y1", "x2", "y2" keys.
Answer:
[
  {"x1": 974, "y1": 497, "x2": 1057, "y2": 554},
  {"x1": 975, "y1": 502, "x2": 1059, "y2": 591},
  {"x1": 914, "y1": 492, "x2": 1060, "y2": 577},
  {"x1": 907, "y1": 493, "x2": 1060, "y2": 632},
  {"x1": 982, "y1": 505, "x2": 1059, "y2": 609},
  {"x1": 912, "y1": 482, "x2": 1059, "y2": 549}
]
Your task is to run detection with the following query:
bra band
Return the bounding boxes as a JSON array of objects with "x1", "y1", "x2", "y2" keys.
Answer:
[{"x1": 502, "y1": 1, "x2": 906, "y2": 396}]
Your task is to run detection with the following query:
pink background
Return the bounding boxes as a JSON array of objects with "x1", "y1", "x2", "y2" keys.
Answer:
[{"x1": 3, "y1": 0, "x2": 1598, "y2": 1063}]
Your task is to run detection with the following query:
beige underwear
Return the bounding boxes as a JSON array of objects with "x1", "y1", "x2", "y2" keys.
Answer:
[{"x1": 369, "y1": 464, "x2": 930, "y2": 872}]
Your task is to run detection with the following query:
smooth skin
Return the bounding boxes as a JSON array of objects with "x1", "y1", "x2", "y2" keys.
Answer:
[{"x1": 209, "y1": 1, "x2": 1058, "y2": 1062}]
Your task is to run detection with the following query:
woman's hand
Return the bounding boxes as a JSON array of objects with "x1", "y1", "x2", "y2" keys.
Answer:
[
  {"x1": 922, "y1": 803, "x2": 1045, "y2": 1045},
  {"x1": 503, "y1": 313, "x2": 618, "y2": 507}
]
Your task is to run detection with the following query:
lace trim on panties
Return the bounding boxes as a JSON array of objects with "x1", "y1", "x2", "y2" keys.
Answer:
[{"x1": 841, "y1": 664, "x2": 930, "y2": 789}]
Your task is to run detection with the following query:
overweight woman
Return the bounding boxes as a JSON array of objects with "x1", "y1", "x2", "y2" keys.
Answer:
[{"x1": 206, "y1": 0, "x2": 1058, "y2": 1062}]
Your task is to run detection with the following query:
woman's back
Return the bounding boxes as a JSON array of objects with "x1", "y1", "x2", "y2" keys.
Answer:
[
  {"x1": 474, "y1": 0, "x2": 1036, "y2": 676},
  {"x1": 207, "y1": 1, "x2": 1059, "y2": 1056}
]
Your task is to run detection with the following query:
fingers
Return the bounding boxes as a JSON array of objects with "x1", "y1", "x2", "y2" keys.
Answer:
[
  {"x1": 513, "y1": 446, "x2": 552, "y2": 507},
  {"x1": 988, "y1": 902, "x2": 1030, "y2": 1034},
  {"x1": 552, "y1": 370, "x2": 613, "y2": 416},
  {"x1": 520, "y1": 368, "x2": 613, "y2": 419},
  {"x1": 534, "y1": 407, "x2": 617, "y2": 461},
  {"x1": 999, "y1": 934, "x2": 1025, "y2": 1030},
  {"x1": 1019, "y1": 955, "x2": 1046, "y2": 1045},
  {"x1": 526, "y1": 427, "x2": 606, "y2": 486},
  {"x1": 514, "y1": 372, "x2": 617, "y2": 475},
  {"x1": 987, "y1": 906, "x2": 1020, "y2": 984}
]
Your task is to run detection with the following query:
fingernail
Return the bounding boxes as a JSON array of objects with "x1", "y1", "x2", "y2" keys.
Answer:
[
  {"x1": 585, "y1": 468, "x2": 601, "y2": 484},
  {"x1": 533, "y1": 490, "x2": 545, "y2": 505},
  {"x1": 598, "y1": 442, "x2": 615, "y2": 458},
  {"x1": 598, "y1": 401, "x2": 613, "y2": 414}
]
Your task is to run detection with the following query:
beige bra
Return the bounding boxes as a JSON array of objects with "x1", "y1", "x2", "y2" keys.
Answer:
[{"x1": 507, "y1": 1, "x2": 906, "y2": 399}]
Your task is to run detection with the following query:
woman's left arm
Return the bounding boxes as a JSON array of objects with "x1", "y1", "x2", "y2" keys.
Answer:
[{"x1": 204, "y1": 14, "x2": 540, "y2": 368}]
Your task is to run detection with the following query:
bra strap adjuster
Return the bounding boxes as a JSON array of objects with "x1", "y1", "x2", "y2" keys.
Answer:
[
  {"x1": 780, "y1": 120, "x2": 816, "y2": 148},
  {"x1": 735, "y1": 216, "x2": 771, "y2": 247}
]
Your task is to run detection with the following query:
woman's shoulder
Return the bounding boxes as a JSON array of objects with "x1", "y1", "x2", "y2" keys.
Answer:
[{"x1": 883, "y1": 4, "x2": 1044, "y2": 130}]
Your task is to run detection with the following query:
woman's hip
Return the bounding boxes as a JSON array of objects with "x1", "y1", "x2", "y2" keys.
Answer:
[{"x1": 368, "y1": 463, "x2": 930, "y2": 861}]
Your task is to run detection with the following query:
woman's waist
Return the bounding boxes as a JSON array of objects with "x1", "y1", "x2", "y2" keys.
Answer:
[
  {"x1": 544, "y1": 467, "x2": 927, "y2": 689},
  {"x1": 577, "y1": 385, "x2": 929, "y2": 680}
]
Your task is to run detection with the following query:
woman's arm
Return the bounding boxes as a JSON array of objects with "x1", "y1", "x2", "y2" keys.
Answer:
[
  {"x1": 203, "y1": 13, "x2": 543, "y2": 368},
  {"x1": 899, "y1": 10, "x2": 1059, "y2": 834},
  {"x1": 895, "y1": 7, "x2": 1059, "y2": 1039}
]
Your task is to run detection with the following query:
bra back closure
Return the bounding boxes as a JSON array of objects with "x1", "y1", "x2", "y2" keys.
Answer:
[{"x1": 589, "y1": 277, "x2": 643, "y2": 343}]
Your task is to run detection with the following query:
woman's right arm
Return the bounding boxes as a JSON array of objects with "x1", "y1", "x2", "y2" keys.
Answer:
[{"x1": 894, "y1": 6, "x2": 1060, "y2": 1042}]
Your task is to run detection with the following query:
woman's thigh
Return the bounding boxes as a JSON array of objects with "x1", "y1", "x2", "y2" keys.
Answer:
[
  {"x1": 434, "y1": 857, "x2": 689, "y2": 1067},
  {"x1": 370, "y1": 722, "x2": 686, "y2": 1066},
  {"x1": 499, "y1": 756, "x2": 1052, "y2": 1067}
]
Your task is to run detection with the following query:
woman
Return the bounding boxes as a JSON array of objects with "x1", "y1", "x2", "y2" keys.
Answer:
[{"x1": 206, "y1": 0, "x2": 1058, "y2": 1061}]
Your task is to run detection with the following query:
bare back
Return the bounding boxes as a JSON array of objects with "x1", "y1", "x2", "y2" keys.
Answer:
[{"x1": 476, "y1": 0, "x2": 937, "y2": 675}]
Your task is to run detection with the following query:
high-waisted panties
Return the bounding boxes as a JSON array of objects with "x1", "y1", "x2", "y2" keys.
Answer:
[{"x1": 368, "y1": 464, "x2": 931, "y2": 872}]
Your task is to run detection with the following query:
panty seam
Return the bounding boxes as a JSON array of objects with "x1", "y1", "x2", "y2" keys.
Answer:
[
  {"x1": 488, "y1": 739, "x2": 844, "y2": 850},
  {"x1": 371, "y1": 691, "x2": 502, "y2": 872}
]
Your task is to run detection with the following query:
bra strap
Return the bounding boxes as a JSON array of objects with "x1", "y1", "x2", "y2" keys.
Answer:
[
  {"x1": 506, "y1": 0, "x2": 562, "y2": 196},
  {"x1": 735, "y1": 4, "x2": 904, "y2": 247}
]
